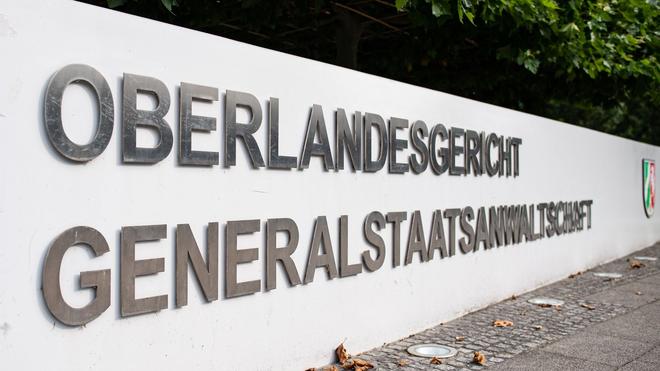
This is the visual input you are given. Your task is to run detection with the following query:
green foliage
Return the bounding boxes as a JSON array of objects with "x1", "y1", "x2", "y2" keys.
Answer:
[
  {"x1": 106, "y1": 0, "x2": 125, "y2": 8},
  {"x1": 160, "y1": 0, "x2": 178, "y2": 13},
  {"x1": 96, "y1": 0, "x2": 659, "y2": 144},
  {"x1": 397, "y1": 0, "x2": 659, "y2": 80},
  {"x1": 395, "y1": 0, "x2": 659, "y2": 144},
  {"x1": 107, "y1": 0, "x2": 176, "y2": 13}
]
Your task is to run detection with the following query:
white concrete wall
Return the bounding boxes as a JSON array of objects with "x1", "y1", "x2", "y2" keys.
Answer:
[{"x1": 0, "y1": 1, "x2": 658, "y2": 370}]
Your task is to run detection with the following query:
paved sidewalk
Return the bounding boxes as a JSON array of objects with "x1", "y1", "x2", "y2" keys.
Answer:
[{"x1": 325, "y1": 243, "x2": 660, "y2": 371}]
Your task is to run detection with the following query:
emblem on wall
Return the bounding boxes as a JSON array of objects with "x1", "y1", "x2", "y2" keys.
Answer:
[{"x1": 643, "y1": 159, "x2": 655, "y2": 217}]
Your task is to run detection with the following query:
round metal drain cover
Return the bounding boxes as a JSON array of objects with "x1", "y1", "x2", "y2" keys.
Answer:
[
  {"x1": 633, "y1": 256, "x2": 657, "y2": 261},
  {"x1": 594, "y1": 272, "x2": 623, "y2": 279},
  {"x1": 407, "y1": 344, "x2": 457, "y2": 358},
  {"x1": 528, "y1": 297, "x2": 564, "y2": 306}
]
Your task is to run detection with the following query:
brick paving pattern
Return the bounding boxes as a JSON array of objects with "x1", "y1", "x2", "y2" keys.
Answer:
[{"x1": 322, "y1": 243, "x2": 660, "y2": 371}]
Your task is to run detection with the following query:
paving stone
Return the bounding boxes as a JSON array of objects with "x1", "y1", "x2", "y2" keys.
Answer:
[
  {"x1": 315, "y1": 243, "x2": 660, "y2": 370},
  {"x1": 627, "y1": 345, "x2": 660, "y2": 369},
  {"x1": 631, "y1": 301, "x2": 660, "y2": 325},
  {"x1": 618, "y1": 360, "x2": 660, "y2": 371},
  {"x1": 637, "y1": 272, "x2": 660, "y2": 285},
  {"x1": 586, "y1": 304, "x2": 660, "y2": 343},
  {"x1": 488, "y1": 350, "x2": 615, "y2": 371},
  {"x1": 543, "y1": 333, "x2": 652, "y2": 367},
  {"x1": 584, "y1": 281, "x2": 660, "y2": 308}
]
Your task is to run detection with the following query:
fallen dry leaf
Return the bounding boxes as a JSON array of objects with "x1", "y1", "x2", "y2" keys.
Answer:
[
  {"x1": 341, "y1": 359, "x2": 354, "y2": 369},
  {"x1": 635, "y1": 291, "x2": 643, "y2": 296},
  {"x1": 455, "y1": 336, "x2": 465, "y2": 342},
  {"x1": 353, "y1": 359, "x2": 373, "y2": 369},
  {"x1": 580, "y1": 303, "x2": 595, "y2": 310},
  {"x1": 473, "y1": 351, "x2": 486, "y2": 365},
  {"x1": 336, "y1": 343, "x2": 349, "y2": 364},
  {"x1": 430, "y1": 357, "x2": 442, "y2": 365},
  {"x1": 305, "y1": 368, "x2": 316, "y2": 371},
  {"x1": 397, "y1": 359, "x2": 409, "y2": 367},
  {"x1": 629, "y1": 259, "x2": 645, "y2": 269},
  {"x1": 568, "y1": 271, "x2": 583, "y2": 279},
  {"x1": 322, "y1": 366, "x2": 338, "y2": 371},
  {"x1": 533, "y1": 325, "x2": 543, "y2": 330},
  {"x1": 493, "y1": 320, "x2": 514, "y2": 327},
  {"x1": 355, "y1": 367, "x2": 368, "y2": 371}
]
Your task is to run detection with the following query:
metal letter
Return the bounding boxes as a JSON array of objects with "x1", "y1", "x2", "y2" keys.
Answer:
[
  {"x1": 511, "y1": 137, "x2": 522, "y2": 176},
  {"x1": 570, "y1": 202, "x2": 577, "y2": 232},
  {"x1": 175, "y1": 223, "x2": 218, "y2": 308},
  {"x1": 44, "y1": 64, "x2": 114, "y2": 162},
  {"x1": 571, "y1": 201, "x2": 582, "y2": 232},
  {"x1": 546, "y1": 202, "x2": 556, "y2": 237},
  {"x1": 519, "y1": 205, "x2": 531, "y2": 241},
  {"x1": 386, "y1": 212, "x2": 407, "y2": 267},
  {"x1": 267, "y1": 98, "x2": 297, "y2": 169},
  {"x1": 449, "y1": 127, "x2": 466, "y2": 175},
  {"x1": 555, "y1": 201, "x2": 564, "y2": 235},
  {"x1": 42, "y1": 226, "x2": 110, "y2": 326},
  {"x1": 265, "y1": 218, "x2": 301, "y2": 290},
  {"x1": 530, "y1": 204, "x2": 540, "y2": 240},
  {"x1": 564, "y1": 201, "x2": 571, "y2": 233},
  {"x1": 443, "y1": 208, "x2": 461, "y2": 256},
  {"x1": 362, "y1": 211, "x2": 386, "y2": 272},
  {"x1": 566, "y1": 202, "x2": 573, "y2": 233},
  {"x1": 339, "y1": 215, "x2": 362, "y2": 277},
  {"x1": 225, "y1": 220, "x2": 261, "y2": 298},
  {"x1": 504, "y1": 205, "x2": 522, "y2": 243},
  {"x1": 583, "y1": 200, "x2": 593, "y2": 229},
  {"x1": 474, "y1": 206, "x2": 490, "y2": 251},
  {"x1": 537, "y1": 203, "x2": 547, "y2": 238},
  {"x1": 388, "y1": 117, "x2": 410, "y2": 174},
  {"x1": 122, "y1": 73, "x2": 173, "y2": 163},
  {"x1": 464, "y1": 130, "x2": 482, "y2": 176},
  {"x1": 224, "y1": 90, "x2": 265, "y2": 168},
  {"x1": 120, "y1": 225, "x2": 168, "y2": 317},
  {"x1": 428, "y1": 210, "x2": 448, "y2": 260},
  {"x1": 299, "y1": 104, "x2": 334, "y2": 170},
  {"x1": 488, "y1": 206, "x2": 505, "y2": 247},
  {"x1": 303, "y1": 216, "x2": 339, "y2": 283},
  {"x1": 459, "y1": 207, "x2": 475, "y2": 253},
  {"x1": 484, "y1": 133, "x2": 499, "y2": 176},
  {"x1": 429, "y1": 123, "x2": 449, "y2": 175},
  {"x1": 576, "y1": 202, "x2": 584, "y2": 230},
  {"x1": 405, "y1": 210, "x2": 428, "y2": 264},
  {"x1": 335, "y1": 109, "x2": 363, "y2": 171},
  {"x1": 409, "y1": 120, "x2": 429, "y2": 174},
  {"x1": 499, "y1": 137, "x2": 512, "y2": 176},
  {"x1": 562, "y1": 202, "x2": 570, "y2": 233},
  {"x1": 364, "y1": 113, "x2": 388, "y2": 172},
  {"x1": 179, "y1": 82, "x2": 219, "y2": 166}
]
